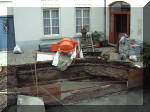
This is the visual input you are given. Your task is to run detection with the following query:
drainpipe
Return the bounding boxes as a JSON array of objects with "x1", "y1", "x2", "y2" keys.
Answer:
[{"x1": 104, "y1": 0, "x2": 106, "y2": 40}]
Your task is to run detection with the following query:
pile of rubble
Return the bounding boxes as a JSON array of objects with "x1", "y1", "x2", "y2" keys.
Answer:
[
  {"x1": 119, "y1": 36, "x2": 143, "y2": 57},
  {"x1": 56, "y1": 52, "x2": 73, "y2": 71}
]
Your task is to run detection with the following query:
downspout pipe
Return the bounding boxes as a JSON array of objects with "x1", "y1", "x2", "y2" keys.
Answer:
[{"x1": 104, "y1": 0, "x2": 106, "y2": 40}]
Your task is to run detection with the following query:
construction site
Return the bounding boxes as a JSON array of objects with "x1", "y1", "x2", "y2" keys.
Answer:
[
  {"x1": 1, "y1": 0, "x2": 150, "y2": 111},
  {"x1": 0, "y1": 34, "x2": 144, "y2": 112}
]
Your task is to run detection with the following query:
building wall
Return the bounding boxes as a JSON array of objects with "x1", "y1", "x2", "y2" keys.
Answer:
[
  {"x1": 130, "y1": 7, "x2": 143, "y2": 42},
  {"x1": 106, "y1": 0, "x2": 143, "y2": 42},
  {"x1": 13, "y1": 1, "x2": 145, "y2": 51},
  {"x1": 60, "y1": 7, "x2": 104, "y2": 37},
  {"x1": 13, "y1": 7, "x2": 43, "y2": 50},
  {"x1": 91, "y1": 7, "x2": 104, "y2": 33},
  {"x1": 59, "y1": 7, "x2": 75, "y2": 38},
  {"x1": 13, "y1": 7, "x2": 43, "y2": 42},
  {"x1": 13, "y1": 7, "x2": 104, "y2": 50}
]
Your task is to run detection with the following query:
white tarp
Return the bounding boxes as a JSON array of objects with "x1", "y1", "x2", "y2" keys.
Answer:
[{"x1": 37, "y1": 52, "x2": 55, "y2": 62}]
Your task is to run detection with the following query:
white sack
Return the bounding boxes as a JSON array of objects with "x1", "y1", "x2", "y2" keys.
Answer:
[{"x1": 13, "y1": 45, "x2": 22, "y2": 54}]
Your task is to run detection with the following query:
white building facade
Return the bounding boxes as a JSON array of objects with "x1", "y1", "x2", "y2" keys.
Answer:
[{"x1": 0, "y1": 0, "x2": 147, "y2": 51}]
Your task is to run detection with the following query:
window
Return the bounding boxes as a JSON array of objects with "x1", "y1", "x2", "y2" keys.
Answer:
[
  {"x1": 111, "y1": 2, "x2": 130, "y2": 11},
  {"x1": 43, "y1": 9, "x2": 59, "y2": 35},
  {"x1": 76, "y1": 8, "x2": 90, "y2": 33}
]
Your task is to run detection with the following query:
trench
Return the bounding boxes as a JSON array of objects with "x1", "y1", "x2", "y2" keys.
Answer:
[{"x1": 0, "y1": 57, "x2": 143, "y2": 111}]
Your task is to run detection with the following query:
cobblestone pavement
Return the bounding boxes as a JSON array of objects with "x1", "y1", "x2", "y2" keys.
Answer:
[
  {"x1": 0, "y1": 50, "x2": 36, "y2": 66},
  {"x1": 95, "y1": 47, "x2": 116, "y2": 54},
  {"x1": 0, "y1": 47, "x2": 116, "y2": 66}
]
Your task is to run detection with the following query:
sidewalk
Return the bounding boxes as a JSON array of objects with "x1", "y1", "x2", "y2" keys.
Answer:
[
  {"x1": 0, "y1": 50, "x2": 36, "y2": 66},
  {"x1": 0, "y1": 52, "x2": 7, "y2": 66}
]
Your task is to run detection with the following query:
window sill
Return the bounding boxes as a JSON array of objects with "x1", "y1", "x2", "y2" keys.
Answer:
[
  {"x1": 40, "y1": 35, "x2": 62, "y2": 41},
  {"x1": 75, "y1": 32, "x2": 91, "y2": 37}
]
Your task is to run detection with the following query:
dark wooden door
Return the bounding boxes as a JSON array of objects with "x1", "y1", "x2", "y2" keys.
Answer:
[
  {"x1": 109, "y1": 14, "x2": 115, "y2": 44},
  {"x1": 109, "y1": 12, "x2": 130, "y2": 44}
]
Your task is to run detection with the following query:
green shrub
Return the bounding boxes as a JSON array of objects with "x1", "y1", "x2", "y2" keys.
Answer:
[{"x1": 91, "y1": 31, "x2": 104, "y2": 41}]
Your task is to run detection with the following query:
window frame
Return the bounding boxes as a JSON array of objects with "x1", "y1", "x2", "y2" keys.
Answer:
[
  {"x1": 75, "y1": 7, "x2": 90, "y2": 34},
  {"x1": 42, "y1": 8, "x2": 60, "y2": 37}
]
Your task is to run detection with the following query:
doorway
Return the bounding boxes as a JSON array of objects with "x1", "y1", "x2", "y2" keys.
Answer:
[
  {"x1": 114, "y1": 14, "x2": 128, "y2": 44},
  {"x1": 109, "y1": 1, "x2": 130, "y2": 44}
]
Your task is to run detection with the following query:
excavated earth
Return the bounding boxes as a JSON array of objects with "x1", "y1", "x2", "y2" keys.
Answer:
[{"x1": 0, "y1": 58, "x2": 143, "y2": 110}]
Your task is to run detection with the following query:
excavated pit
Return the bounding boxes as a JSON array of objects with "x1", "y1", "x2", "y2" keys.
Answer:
[{"x1": 0, "y1": 58, "x2": 143, "y2": 109}]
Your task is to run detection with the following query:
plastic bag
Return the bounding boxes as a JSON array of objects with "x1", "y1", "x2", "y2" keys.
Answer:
[
  {"x1": 52, "y1": 51, "x2": 60, "y2": 66},
  {"x1": 70, "y1": 47, "x2": 76, "y2": 59},
  {"x1": 13, "y1": 45, "x2": 23, "y2": 54},
  {"x1": 79, "y1": 49, "x2": 84, "y2": 58},
  {"x1": 129, "y1": 55, "x2": 137, "y2": 61}
]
